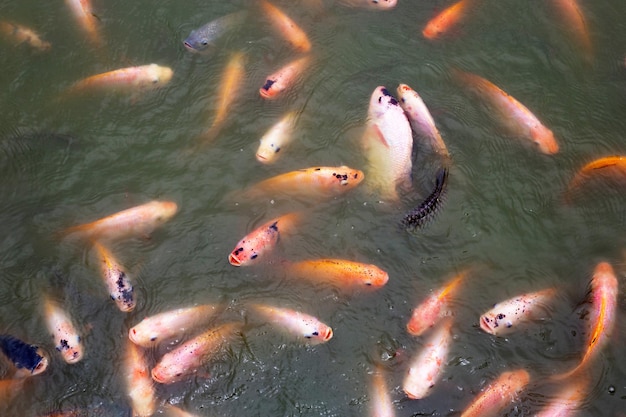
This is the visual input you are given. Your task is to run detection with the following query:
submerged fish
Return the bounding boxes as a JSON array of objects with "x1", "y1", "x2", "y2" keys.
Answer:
[
  {"x1": 228, "y1": 212, "x2": 300, "y2": 266},
  {"x1": 565, "y1": 155, "x2": 626, "y2": 195},
  {"x1": 65, "y1": 0, "x2": 101, "y2": 47},
  {"x1": 250, "y1": 304, "x2": 333, "y2": 344},
  {"x1": 151, "y1": 322, "x2": 241, "y2": 384},
  {"x1": 129, "y1": 304, "x2": 221, "y2": 347},
  {"x1": 403, "y1": 318, "x2": 454, "y2": 400},
  {"x1": 43, "y1": 297, "x2": 83, "y2": 364},
  {"x1": 452, "y1": 68, "x2": 559, "y2": 154},
  {"x1": 459, "y1": 369, "x2": 530, "y2": 417},
  {"x1": 0, "y1": 334, "x2": 49, "y2": 377},
  {"x1": 183, "y1": 10, "x2": 248, "y2": 53},
  {"x1": 0, "y1": 21, "x2": 51, "y2": 51},
  {"x1": 124, "y1": 341, "x2": 156, "y2": 417},
  {"x1": 259, "y1": 55, "x2": 310, "y2": 100},
  {"x1": 91, "y1": 240, "x2": 135, "y2": 312},
  {"x1": 256, "y1": 111, "x2": 298, "y2": 164},
  {"x1": 283, "y1": 258, "x2": 389, "y2": 289},
  {"x1": 61, "y1": 200, "x2": 178, "y2": 242},
  {"x1": 551, "y1": 0, "x2": 593, "y2": 63},
  {"x1": 480, "y1": 288, "x2": 557, "y2": 336},
  {"x1": 423, "y1": 0, "x2": 472, "y2": 40},
  {"x1": 534, "y1": 378, "x2": 588, "y2": 417},
  {"x1": 260, "y1": 0, "x2": 311, "y2": 53},
  {"x1": 402, "y1": 167, "x2": 448, "y2": 231},
  {"x1": 339, "y1": 0, "x2": 397, "y2": 10},
  {"x1": 362, "y1": 86, "x2": 413, "y2": 201},
  {"x1": 370, "y1": 366, "x2": 395, "y2": 417},
  {"x1": 406, "y1": 269, "x2": 466, "y2": 337}
]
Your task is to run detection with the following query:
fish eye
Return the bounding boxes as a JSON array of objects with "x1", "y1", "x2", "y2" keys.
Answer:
[
  {"x1": 150, "y1": 336, "x2": 157, "y2": 341},
  {"x1": 152, "y1": 78, "x2": 159, "y2": 84},
  {"x1": 201, "y1": 39, "x2": 208, "y2": 46},
  {"x1": 304, "y1": 335, "x2": 311, "y2": 339}
]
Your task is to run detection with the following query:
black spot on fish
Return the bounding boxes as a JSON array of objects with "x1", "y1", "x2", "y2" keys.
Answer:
[
  {"x1": 150, "y1": 336, "x2": 157, "y2": 341},
  {"x1": 275, "y1": 147, "x2": 281, "y2": 153},
  {"x1": 312, "y1": 331, "x2": 319, "y2": 336},
  {"x1": 389, "y1": 97, "x2": 398, "y2": 106},
  {"x1": 0, "y1": 334, "x2": 45, "y2": 373},
  {"x1": 497, "y1": 314, "x2": 505, "y2": 320},
  {"x1": 269, "y1": 221, "x2": 279, "y2": 231},
  {"x1": 381, "y1": 88, "x2": 392, "y2": 97},
  {"x1": 262, "y1": 79, "x2": 275, "y2": 91},
  {"x1": 234, "y1": 247, "x2": 244, "y2": 255},
  {"x1": 251, "y1": 254, "x2": 258, "y2": 260},
  {"x1": 58, "y1": 339, "x2": 70, "y2": 351},
  {"x1": 402, "y1": 167, "x2": 449, "y2": 231}
]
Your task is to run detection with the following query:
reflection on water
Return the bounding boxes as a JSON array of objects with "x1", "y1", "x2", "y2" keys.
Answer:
[{"x1": 1, "y1": 0, "x2": 625, "y2": 416}]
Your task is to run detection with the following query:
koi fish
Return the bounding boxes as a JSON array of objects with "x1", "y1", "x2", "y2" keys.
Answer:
[
  {"x1": 129, "y1": 304, "x2": 221, "y2": 347},
  {"x1": 65, "y1": 0, "x2": 101, "y2": 47},
  {"x1": 552, "y1": 0, "x2": 593, "y2": 63},
  {"x1": 534, "y1": 378, "x2": 588, "y2": 417},
  {"x1": 183, "y1": 10, "x2": 248, "y2": 53},
  {"x1": 236, "y1": 166, "x2": 364, "y2": 201},
  {"x1": 0, "y1": 21, "x2": 51, "y2": 51},
  {"x1": 0, "y1": 334, "x2": 49, "y2": 377},
  {"x1": 260, "y1": 0, "x2": 311, "y2": 53},
  {"x1": 228, "y1": 212, "x2": 300, "y2": 266},
  {"x1": 362, "y1": 86, "x2": 413, "y2": 201},
  {"x1": 151, "y1": 322, "x2": 241, "y2": 384},
  {"x1": 201, "y1": 51, "x2": 246, "y2": 143},
  {"x1": 91, "y1": 241, "x2": 135, "y2": 312},
  {"x1": 124, "y1": 341, "x2": 156, "y2": 417},
  {"x1": 61, "y1": 200, "x2": 178, "y2": 242},
  {"x1": 555, "y1": 261, "x2": 618, "y2": 379},
  {"x1": 565, "y1": 155, "x2": 626, "y2": 195},
  {"x1": 459, "y1": 369, "x2": 530, "y2": 417},
  {"x1": 423, "y1": 0, "x2": 472, "y2": 40},
  {"x1": 403, "y1": 318, "x2": 453, "y2": 400},
  {"x1": 480, "y1": 288, "x2": 557, "y2": 336},
  {"x1": 283, "y1": 258, "x2": 389, "y2": 289},
  {"x1": 339, "y1": 0, "x2": 397, "y2": 10},
  {"x1": 259, "y1": 55, "x2": 310, "y2": 100},
  {"x1": 396, "y1": 83, "x2": 449, "y2": 158},
  {"x1": 43, "y1": 297, "x2": 83, "y2": 364},
  {"x1": 256, "y1": 111, "x2": 298, "y2": 164},
  {"x1": 250, "y1": 304, "x2": 333, "y2": 344},
  {"x1": 63, "y1": 64, "x2": 173, "y2": 96},
  {"x1": 452, "y1": 68, "x2": 559, "y2": 154},
  {"x1": 402, "y1": 167, "x2": 448, "y2": 231},
  {"x1": 406, "y1": 269, "x2": 466, "y2": 337},
  {"x1": 370, "y1": 366, "x2": 395, "y2": 417}
]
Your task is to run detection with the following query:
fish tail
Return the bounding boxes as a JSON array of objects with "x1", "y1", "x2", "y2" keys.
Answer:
[{"x1": 402, "y1": 167, "x2": 449, "y2": 231}]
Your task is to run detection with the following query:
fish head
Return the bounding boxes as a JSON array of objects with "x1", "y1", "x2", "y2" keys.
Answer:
[
  {"x1": 151, "y1": 364, "x2": 178, "y2": 384},
  {"x1": 307, "y1": 325, "x2": 333, "y2": 344},
  {"x1": 60, "y1": 341, "x2": 83, "y2": 364},
  {"x1": 531, "y1": 125, "x2": 559, "y2": 154},
  {"x1": 259, "y1": 78, "x2": 279, "y2": 99},
  {"x1": 145, "y1": 64, "x2": 174, "y2": 87},
  {"x1": 183, "y1": 30, "x2": 213, "y2": 53},
  {"x1": 129, "y1": 326, "x2": 158, "y2": 346},
  {"x1": 422, "y1": 21, "x2": 443, "y2": 40},
  {"x1": 365, "y1": 270, "x2": 389, "y2": 287},
  {"x1": 151, "y1": 201, "x2": 178, "y2": 225},
  {"x1": 368, "y1": 0, "x2": 397, "y2": 9},
  {"x1": 228, "y1": 244, "x2": 256, "y2": 266},
  {"x1": 479, "y1": 311, "x2": 512, "y2": 335},
  {"x1": 30, "y1": 348, "x2": 49, "y2": 375},
  {"x1": 368, "y1": 86, "x2": 401, "y2": 119},
  {"x1": 328, "y1": 167, "x2": 365, "y2": 191},
  {"x1": 256, "y1": 141, "x2": 280, "y2": 164}
]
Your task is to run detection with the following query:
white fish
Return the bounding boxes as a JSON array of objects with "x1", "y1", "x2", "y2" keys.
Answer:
[{"x1": 256, "y1": 111, "x2": 298, "y2": 164}]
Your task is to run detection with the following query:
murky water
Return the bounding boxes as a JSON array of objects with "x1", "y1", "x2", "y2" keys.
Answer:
[{"x1": 1, "y1": 0, "x2": 625, "y2": 416}]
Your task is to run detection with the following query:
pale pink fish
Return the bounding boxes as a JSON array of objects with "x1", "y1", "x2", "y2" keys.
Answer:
[
  {"x1": 129, "y1": 304, "x2": 221, "y2": 347},
  {"x1": 460, "y1": 369, "x2": 531, "y2": 417},
  {"x1": 480, "y1": 288, "x2": 557, "y2": 336},
  {"x1": 151, "y1": 322, "x2": 241, "y2": 384},
  {"x1": 65, "y1": 0, "x2": 101, "y2": 47},
  {"x1": 407, "y1": 270, "x2": 467, "y2": 337},
  {"x1": 362, "y1": 86, "x2": 413, "y2": 201},
  {"x1": 397, "y1": 83, "x2": 449, "y2": 159},
  {"x1": 61, "y1": 200, "x2": 178, "y2": 242},
  {"x1": 339, "y1": 0, "x2": 397, "y2": 10},
  {"x1": 370, "y1": 366, "x2": 395, "y2": 417},
  {"x1": 0, "y1": 21, "x2": 51, "y2": 51},
  {"x1": 403, "y1": 318, "x2": 453, "y2": 400},
  {"x1": 256, "y1": 111, "x2": 298, "y2": 164},
  {"x1": 534, "y1": 378, "x2": 588, "y2": 417},
  {"x1": 250, "y1": 304, "x2": 333, "y2": 344},
  {"x1": 124, "y1": 341, "x2": 156, "y2": 417},
  {"x1": 91, "y1": 240, "x2": 135, "y2": 312},
  {"x1": 552, "y1": 0, "x2": 593, "y2": 63},
  {"x1": 554, "y1": 261, "x2": 618, "y2": 379},
  {"x1": 43, "y1": 297, "x2": 83, "y2": 364}
]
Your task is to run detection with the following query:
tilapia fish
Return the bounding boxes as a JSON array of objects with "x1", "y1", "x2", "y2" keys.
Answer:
[{"x1": 402, "y1": 167, "x2": 448, "y2": 231}]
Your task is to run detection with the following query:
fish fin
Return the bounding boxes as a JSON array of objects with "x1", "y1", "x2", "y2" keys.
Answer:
[{"x1": 402, "y1": 167, "x2": 448, "y2": 231}]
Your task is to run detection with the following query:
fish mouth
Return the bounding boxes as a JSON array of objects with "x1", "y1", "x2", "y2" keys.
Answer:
[
  {"x1": 183, "y1": 41, "x2": 196, "y2": 52},
  {"x1": 31, "y1": 351, "x2": 49, "y2": 375},
  {"x1": 64, "y1": 349, "x2": 83, "y2": 364},
  {"x1": 256, "y1": 153, "x2": 267, "y2": 161},
  {"x1": 479, "y1": 316, "x2": 494, "y2": 334},
  {"x1": 151, "y1": 368, "x2": 167, "y2": 384},
  {"x1": 228, "y1": 253, "x2": 242, "y2": 266},
  {"x1": 321, "y1": 327, "x2": 333, "y2": 342},
  {"x1": 406, "y1": 321, "x2": 423, "y2": 336}
]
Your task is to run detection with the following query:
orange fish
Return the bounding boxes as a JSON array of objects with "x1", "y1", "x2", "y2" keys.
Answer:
[
  {"x1": 370, "y1": 366, "x2": 395, "y2": 417},
  {"x1": 552, "y1": 0, "x2": 593, "y2": 63},
  {"x1": 480, "y1": 288, "x2": 557, "y2": 336},
  {"x1": 65, "y1": 0, "x2": 101, "y2": 47},
  {"x1": 43, "y1": 297, "x2": 83, "y2": 364},
  {"x1": 0, "y1": 21, "x2": 51, "y2": 51},
  {"x1": 565, "y1": 155, "x2": 626, "y2": 194},
  {"x1": 283, "y1": 258, "x2": 389, "y2": 289},
  {"x1": 260, "y1": 0, "x2": 311, "y2": 53},
  {"x1": 555, "y1": 261, "x2": 618, "y2": 379},
  {"x1": 91, "y1": 240, "x2": 135, "y2": 312},
  {"x1": 259, "y1": 55, "x2": 310, "y2": 100},
  {"x1": 201, "y1": 51, "x2": 246, "y2": 143},
  {"x1": 124, "y1": 341, "x2": 156, "y2": 417},
  {"x1": 453, "y1": 68, "x2": 559, "y2": 154},
  {"x1": 236, "y1": 166, "x2": 364, "y2": 201},
  {"x1": 423, "y1": 0, "x2": 472, "y2": 40},
  {"x1": 129, "y1": 304, "x2": 221, "y2": 347},
  {"x1": 228, "y1": 212, "x2": 300, "y2": 266},
  {"x1": 460, "y1": 369, "x2": 530, "y2": 417},
  {"x1": 406, "y1": 270, "x2": 466, "y2": 337},
  {"x1": 151, "y1": 322, "x2": 241, "y2": 384},
  {"x1": 250, "y1": 304, "x2": 333, "y2": 344},
  {"x1": 63, "y1": 64, "x2": 173, "y2": 97},
  {"x1": 61, "y1": 200, "x2": 178, "y2": 242}
]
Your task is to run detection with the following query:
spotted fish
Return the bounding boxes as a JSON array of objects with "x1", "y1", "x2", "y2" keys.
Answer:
[{"x1": 402, "y1": 167, "x2": 448, "y2": 231}]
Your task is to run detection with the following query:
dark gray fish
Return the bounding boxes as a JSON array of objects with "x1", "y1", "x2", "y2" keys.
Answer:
[
  {"x1": 0, "y1": 334, "x2": 49, "y2": 376},
  {"x1": 183, "y1": 10, "x2": 248, "y2": 53},
  {"x1": 402, "y1": 167, "x2": 448, "y2": 231}
]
